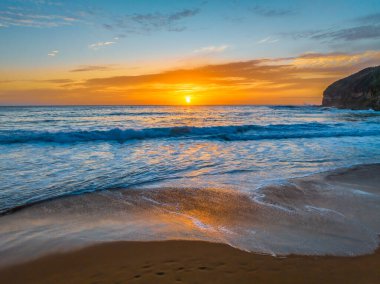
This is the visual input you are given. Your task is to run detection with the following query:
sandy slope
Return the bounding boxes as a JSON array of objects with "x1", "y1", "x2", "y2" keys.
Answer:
[{"x1": 1, "y1": 240, "x2": 380, "y2": 284}]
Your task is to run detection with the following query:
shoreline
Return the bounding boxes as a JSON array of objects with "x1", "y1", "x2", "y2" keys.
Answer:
[
  {"x1": 0, "y1": 163, "x2": 379, "y2": 267},
  {"x1": 2, "y1": 161, "x2": 377, "y2": 217},
  {"x1": 1, "y1": 240, "x2": 380, "y2": 283}
]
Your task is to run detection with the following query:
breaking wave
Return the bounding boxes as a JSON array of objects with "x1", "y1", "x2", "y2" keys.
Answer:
[{"x1": 1, "y1": 122, "x2": 379, "y2": 144}]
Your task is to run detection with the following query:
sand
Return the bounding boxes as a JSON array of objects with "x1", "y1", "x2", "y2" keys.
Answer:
[{"x1": 0, "y1": 240, "x2": 379, "y2": 284}]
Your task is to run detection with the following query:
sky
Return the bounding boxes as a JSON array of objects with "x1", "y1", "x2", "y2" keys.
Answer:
[{"x1": 1, "y1": 0, "x2": 380, "y2": 105}]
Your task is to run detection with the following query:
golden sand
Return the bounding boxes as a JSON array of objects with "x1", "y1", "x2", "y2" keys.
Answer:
[{"x1": 1, "y1": 240, "x2": 379, "y2": 284}]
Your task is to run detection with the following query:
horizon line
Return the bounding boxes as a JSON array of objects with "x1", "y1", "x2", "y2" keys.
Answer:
[{"x1": 0, "y1": 104, "x2": 321, "y2": 107}]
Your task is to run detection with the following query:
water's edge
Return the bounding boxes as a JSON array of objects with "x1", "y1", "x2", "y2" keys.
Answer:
[{"x1": 0, "y1": 163, "x2": 379, "y2": 267}]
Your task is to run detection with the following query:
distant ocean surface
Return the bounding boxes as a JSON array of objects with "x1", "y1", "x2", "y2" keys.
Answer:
[{"x1": 1, "y1": 105, "x2": 380, "y2": 262}]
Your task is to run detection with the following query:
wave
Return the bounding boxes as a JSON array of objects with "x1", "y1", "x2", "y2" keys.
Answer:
[{"x1": 1, "y1": 122, "x2": 379, "y2": 144}]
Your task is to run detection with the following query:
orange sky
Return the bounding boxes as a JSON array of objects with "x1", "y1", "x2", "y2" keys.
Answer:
[{"x1": 1, "y1": 50, "x2": 380, "y2": 105}]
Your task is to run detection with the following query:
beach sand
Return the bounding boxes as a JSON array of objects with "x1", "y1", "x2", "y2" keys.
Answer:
[{"x1": 1, "y1": 240, "x2": 379, "y2": 284}]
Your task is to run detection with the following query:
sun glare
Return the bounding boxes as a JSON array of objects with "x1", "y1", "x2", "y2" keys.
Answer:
[{"x1": 185, "y1": 96, "x2": 191, "y2": 104}]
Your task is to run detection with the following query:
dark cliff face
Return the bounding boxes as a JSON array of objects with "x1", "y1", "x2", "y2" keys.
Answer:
[{"x1": 322, "y1": 66, "x2": 380, "y2": 110}]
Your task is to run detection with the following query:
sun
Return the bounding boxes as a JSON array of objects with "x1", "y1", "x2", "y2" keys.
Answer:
[{"x1": 185, "y1": 96, "x2": 191, "y2": 104}]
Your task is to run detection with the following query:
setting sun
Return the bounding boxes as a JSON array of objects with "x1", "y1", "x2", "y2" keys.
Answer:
[{"x1": 185, "y1": 96, "x2": 191, "y2": 104}]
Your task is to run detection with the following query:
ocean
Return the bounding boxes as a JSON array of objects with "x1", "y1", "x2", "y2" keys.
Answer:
[{"x1": 1, "y1": 105, "x2": 380, "y2": 264}]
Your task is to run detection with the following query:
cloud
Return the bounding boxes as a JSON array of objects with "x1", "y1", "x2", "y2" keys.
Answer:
[
  {"x1": 355, "y1": 13, "x2": 380, "y2": 24},
  {"x1": 48, "y1": 50, "x2": 59, "y2": 56},
  {"x1": 79, "y1": 51, "x2": 380, "y2": 93},
  {"x1": 168, "y1": 8, "x2": 200, "y2": 21},
  {"x1": 0, "y1": 9, "x2": 78, "y2": 28},
  {"x1": 70, "y1": 65, "x2": 112, "y2": 72},
  {"x1": 24, "y1": 0, "x2": 63, "y2": 6},
  {"x1": 282, "y1": 29, "x2": 324, "y2": 40},
  {"x1": 130, "y1": 8, "x2": 199, "y2": 25},
  {"x1": 88, "y1": 41, "x2": 116, "y2": 50},
  {"x1": 3, "y1": 51, "x2": 380, "y2": 105},
  {"x1": 286, "y1": 12, "x2": 380, "y2": 43},
  {"x1": 0, "y1": 80, "x2": 13, "y2": 84},
  {"x1": 103, "y1": 8, "x2": 200, "y2": 34},
  {"x1": 42, "y1": 79, "x2": 73, "y2": 83},
  {"x1": 250, "y1": 5, "x2": 296, "y2": 17},
  {"x1": 292, "y1": 51, "x2": 380, "y2": 69},
  {"x1": 257, "y1": 37, "x2": 279, "y2": 44},
  {"x1": 311, "y1": 25, "x2": 380, "y2": 41},
  {"x1": 0, "y1": 3, "x2": 199, "y2": 34},
  {"x1": 194, "y1": 45, "x2": 229, "y2": 53}
]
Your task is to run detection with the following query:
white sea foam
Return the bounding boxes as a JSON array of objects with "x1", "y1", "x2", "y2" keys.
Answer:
[{"x1": 0, "y1": 122, "x2": 379, "y2": 144}]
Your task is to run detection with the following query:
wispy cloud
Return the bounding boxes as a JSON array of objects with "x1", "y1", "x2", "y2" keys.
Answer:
[
  {"x1": 102, "y1": 8, "x2": 200, "y2": 34},
  {"x1": 250, "y1": 5, "x2": 296, "y2": 17},
  {"x1": 24, "y1": 0, "x2": 63, "y2": 6},
  {"x1": 48, "y1": 50, "x2": 59, "y2": 56},
  {"x1": 0, "y1": 4, "x2": 199, "y2": 35},
  {"x1": 285, "y1": 12, "x2": 380, "y2": 43},
  {"x1": 291, "y1": 51, "x2": 380, "y2": 69},
  {"x1": 88, "y1": 41, "x2": 116, "y2": 50},
  {"x1": 257, "y1": 37, "x2": 279, "y2": 44},
  {"x1": 194, "y1": 45, "x2": 229, "y2": 53},
  {"x1": 355, "y1": 12, "x2": 380, "y2": 24},
  {"x1": 70, "y1": 65, "x2": 112, "y2": 72},
  {"x1": 42, "y1": 79, "x2": 73, "y2": 84},
  {"x1": 311, "y1": 25, "x2": 380, "y2": 41},
  {"x1": 286, "y1": 25, "x2": 380, "y2": 42},
  {"x1": 0, "y1": 9, "x2": 78, "y2": 28}
]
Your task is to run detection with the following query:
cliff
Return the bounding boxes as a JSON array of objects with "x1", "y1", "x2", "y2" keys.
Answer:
[{"x1": 322, "y1": 66, "x2": 380, "y2": 110}]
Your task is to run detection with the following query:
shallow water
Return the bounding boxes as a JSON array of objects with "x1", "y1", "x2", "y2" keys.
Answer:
[
  {"x1": 0, "y1": 106, "x2": 380, "y2": 264},
  {"x1": 0, "y1": 164, "x2": 379, "y2": 266}
]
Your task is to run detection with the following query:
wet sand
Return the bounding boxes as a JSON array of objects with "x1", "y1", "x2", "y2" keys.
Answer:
[{"x1": 1, "y1": 240, "x2": 379, "y2": 284}]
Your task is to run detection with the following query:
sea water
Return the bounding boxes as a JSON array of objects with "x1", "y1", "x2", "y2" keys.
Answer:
[{"x1": 0, "y1": 105, "x2": 380, "y2": 263}]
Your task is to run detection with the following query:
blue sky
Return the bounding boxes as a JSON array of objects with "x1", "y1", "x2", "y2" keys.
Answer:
[{"x1": 1, "y1": 0, "x2": 380, "y2": 69}]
